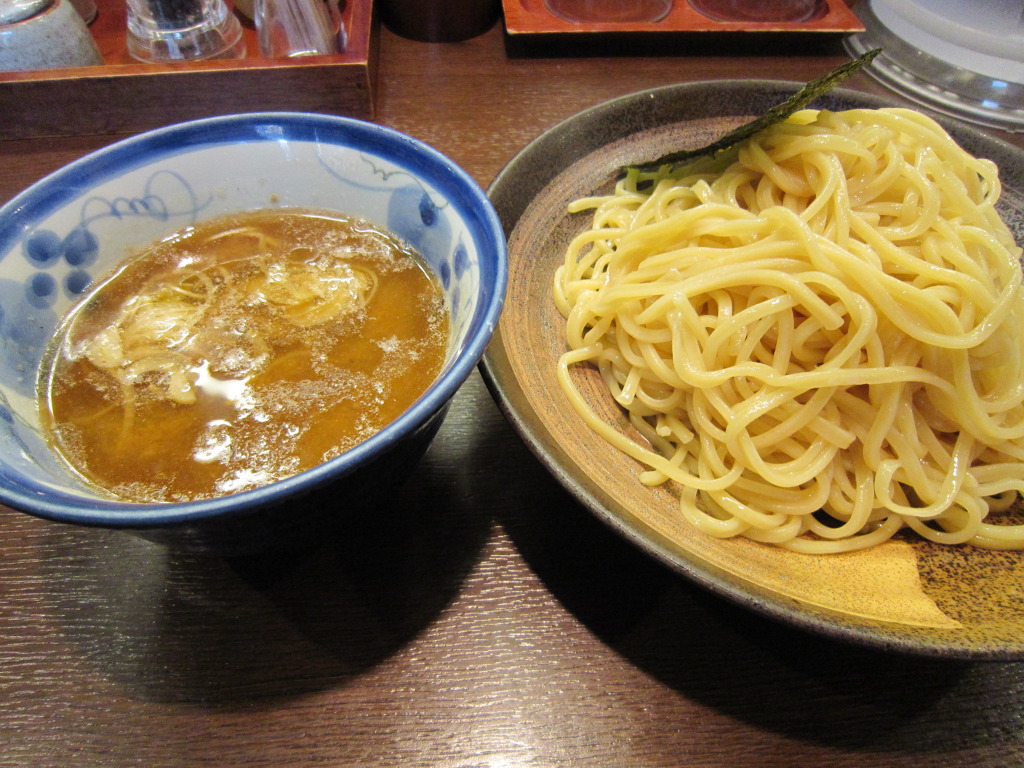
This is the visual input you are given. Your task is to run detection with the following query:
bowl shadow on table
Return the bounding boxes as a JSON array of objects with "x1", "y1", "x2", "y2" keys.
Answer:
[
  {"x1": 491, "y1": 433, "x2": 1024, "y2": 754},
  {"x1": 33, "y1": 386, "x2": 496, "y2": 709}
]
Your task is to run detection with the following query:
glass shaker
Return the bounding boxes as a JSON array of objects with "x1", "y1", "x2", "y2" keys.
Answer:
[
  {"x1": 126, "y1": 0, "x2": 246, "y2": 62},
  {"x1": 254, "y1": 0, "x2": 341, "y2": 57}
]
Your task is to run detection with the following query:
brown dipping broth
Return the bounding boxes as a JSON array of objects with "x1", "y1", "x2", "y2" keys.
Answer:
[{"x1": 38, "y1": 210, "x2": 450, "y2": 502}]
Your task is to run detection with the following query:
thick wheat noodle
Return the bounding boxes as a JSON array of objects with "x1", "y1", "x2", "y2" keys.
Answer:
[{"x1": 554, "y1": 107, "x2": 1024, "y2": 553}]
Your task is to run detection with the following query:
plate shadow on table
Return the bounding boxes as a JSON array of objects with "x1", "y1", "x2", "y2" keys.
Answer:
[
  {"x1": 30, "y1": 386, "x2": 497, "y2": 709},
  {"x1": 487, "y1": 422, "x2": 1024, "y2": 755}
]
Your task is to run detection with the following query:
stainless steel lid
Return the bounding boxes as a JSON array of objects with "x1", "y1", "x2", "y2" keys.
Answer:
[{"x1": 845, "y1": 0, "x2": 1024, "y2": 132}]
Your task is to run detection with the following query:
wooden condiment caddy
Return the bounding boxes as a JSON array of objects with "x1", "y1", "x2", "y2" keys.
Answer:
[{"x1": 0, "y1": 0, "x2": 377, "y2": 139}]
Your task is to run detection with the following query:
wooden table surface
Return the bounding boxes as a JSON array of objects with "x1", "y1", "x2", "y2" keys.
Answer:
[{"x1": 3, "y1": 15, "x2": 1024, "y2": 768}]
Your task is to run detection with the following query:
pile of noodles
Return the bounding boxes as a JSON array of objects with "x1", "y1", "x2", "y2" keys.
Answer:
[{"x1": 553, "y1": 107, "x2": 1024, "y2": 553}]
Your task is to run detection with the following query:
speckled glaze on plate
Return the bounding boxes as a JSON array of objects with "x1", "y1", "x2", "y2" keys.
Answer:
[{"x1": 481, "y1": 81, "x2": 1024, "y2": 659}]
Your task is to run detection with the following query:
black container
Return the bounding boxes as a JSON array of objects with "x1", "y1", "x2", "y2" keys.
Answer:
[{"x1": 379, "y1": 0, "x2": 499, "y2": 42}]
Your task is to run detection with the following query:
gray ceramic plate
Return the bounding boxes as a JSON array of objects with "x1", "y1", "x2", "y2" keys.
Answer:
[{"x1": 481, "y1": 80, "x2": 1024, "y2": 659}]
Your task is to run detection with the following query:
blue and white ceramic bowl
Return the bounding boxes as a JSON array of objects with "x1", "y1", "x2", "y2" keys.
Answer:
[{"x1": 0, "y1": 112, "x2": 507, "y2": 554}]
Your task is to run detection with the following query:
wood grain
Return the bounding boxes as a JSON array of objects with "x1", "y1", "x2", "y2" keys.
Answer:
[{"x1": 1, "y1": 22, "x2": 1024, "y2": 767}]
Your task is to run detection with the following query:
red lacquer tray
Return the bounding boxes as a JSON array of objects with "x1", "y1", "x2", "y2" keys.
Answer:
[{"x1": 503, "y1": 0, "x2": 863, "y2": 36}]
